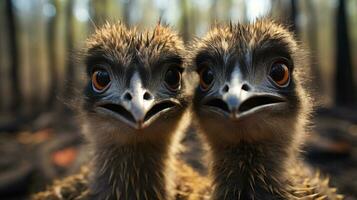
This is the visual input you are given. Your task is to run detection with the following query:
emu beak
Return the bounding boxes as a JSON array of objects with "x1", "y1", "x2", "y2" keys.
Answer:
[
  {"x1": 224, "y1": 91, "x2": 286, "y2": 119},
  {"x1": 203, "y1": 68, "x2": 286, "y2": 119},
  {"x1": 96, "y1": 72, "x2": 179, "y2": 130},
  {"x1": 204, "y1": 88, "x2": 286, "y2": 120},
  {"x1": 122, "y1": 89, "x2": 153, "y2": 129},
  {"x1": 96, "y1": 99, "x2": 179, "y2": 130}
]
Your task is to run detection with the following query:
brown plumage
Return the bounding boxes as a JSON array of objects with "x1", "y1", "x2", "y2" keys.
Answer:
[
  {"x1": 190, "y1": 19, "x2": 343, "y2": 200},
  {"x1": 31, "y1": 166, "x2": 90, "y2": 200},
  {"x1": 32, "y1": 159, "x2": 210, "y2": 200},
  {"x1": 32, "y1": 22, "x2": 209, "y2": 200}
]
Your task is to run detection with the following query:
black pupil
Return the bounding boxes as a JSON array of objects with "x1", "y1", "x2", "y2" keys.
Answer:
[
  {"x1": 96, "y1": 70, "x2": 110, "y2": 87},
  {"x1": 165, "y1": 69, "x2": 180, "y2": 89},
  {"x1": 270, "y1": 64, "x2": 285, "y2": 82},
  {"x1": 202, "y1": 68, "x2": 214, "y2": 86}
]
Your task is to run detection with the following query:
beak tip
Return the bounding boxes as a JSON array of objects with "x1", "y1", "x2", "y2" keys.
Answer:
[
  {"x1": 230, "y1": 111, "x2": 239, "y2": 120},
  {"x1": 135, "y1": 119, "x2": 144, "y2": 130}
]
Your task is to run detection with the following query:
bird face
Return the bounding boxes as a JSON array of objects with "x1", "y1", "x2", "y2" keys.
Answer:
[
  {"x1": 81, "y1": 23, "x2": 188, "y2": 141},
  {"x1": 192, "y1": 20, "x2": 306, "y2": 143}
]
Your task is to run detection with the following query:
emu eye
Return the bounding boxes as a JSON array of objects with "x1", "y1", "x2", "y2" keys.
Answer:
[
  {"x1": 92, "y1": 69, "x2": 111, "y2": 92},
  {"x1": 269, "y1": 62, "x2": 290, "y2": 87},
  {"x1": 199, "y1": 65, "x2": 214, "y2": 90},
  {"x1": 164, "y1": 68, "x2": 181, "y2": 91}
]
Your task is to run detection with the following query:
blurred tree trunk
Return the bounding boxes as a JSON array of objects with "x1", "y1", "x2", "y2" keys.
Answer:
[
  {"x1": 210, "y1": 0, "x2": 218, "y2": 23},
  {"x1": 64, "y1": 0, "x2": 75, "y2": 98},
  {"x1": 179, "y1": 0, "x2": 190, "y2": 42},
  {"x1": 335, "y1": 0, "x2": 355, "y2": 106},
  {"x1": 28, "y1": 3, "x2": 42, "y2": 115},
  {"x1": 270, "y1": 0, "x2": 283, "y2": 19},
  {"x1": 225, "y1": 0, "x2": 233, "y2": 20},
  {"x1": 290, "y1": 0, "x2": 298, "y2": 34},
  {"x1": 0, "y1": 7, "x2": 3, "y2": 111},
  {"x1": 241, "y1": 0, "x2": 247, "y2": 22},
  {"x1": 306, "y1": 0, "x2": 322, "y2": 96},
  {"x1": 5, "y1": 0, "x2": 21, "y2": 114},
  {"x1": 0, "y1": 52, "x2": 2, "y2": 112},
  {"x1": 91, "y1": 0, "x2": 108, "y2": 26},
  {"x1": 122, "y1": 0, "x2": 132, "y2": 25},
  {"x1": 47, "y1": 0, "x2": 59, "y2": 108}
]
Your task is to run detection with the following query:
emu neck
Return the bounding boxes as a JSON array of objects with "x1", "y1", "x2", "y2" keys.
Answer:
[
  {"x1": 211, "y1": 140, "x2": 292, "y2": 200},
  {"x1": 89, "y1": 142, "x2": 171, "y2": 200}
]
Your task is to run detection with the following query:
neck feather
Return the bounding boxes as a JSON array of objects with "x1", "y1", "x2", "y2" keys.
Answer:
[
  {"x1": 88, "y1": 142, "x2": 172, "y2": 200},
  {"x1": 210, "y1": 139, "x2": 294, "y2": 200}
]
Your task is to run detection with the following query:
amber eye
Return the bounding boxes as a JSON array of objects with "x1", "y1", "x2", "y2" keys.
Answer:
[
  {"x1": 92, "y1": 69, "x2": 111, "y2": 92},
  {"x1": 164, "y1": 68, "x2": 181, "y2": 91},
  {"x1": 269, "y1": 62, "x2": 290, "y2": 87},
  {"x1": 199, "y1": 66, "x2": 214, "y2": 90}
]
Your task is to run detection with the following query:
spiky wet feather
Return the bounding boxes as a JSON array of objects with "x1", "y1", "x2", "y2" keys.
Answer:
[{"x1": 86, "y1": 22, "x2": 185, "y2": 69}]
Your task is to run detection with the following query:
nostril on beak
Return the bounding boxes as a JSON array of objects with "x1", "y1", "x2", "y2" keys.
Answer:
[
  {"x1": 124, "y1": 92, "x2": 133, "y2": 101},
  {"x1": 221, "y1": 84, "x2": 229, "y2": 93},
  {"x1": 143, "y1": 92, "x2": 153, "y2": 100},
  {"x1": 241, "y1": 83, "x2": 251, "y2": 91}
]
